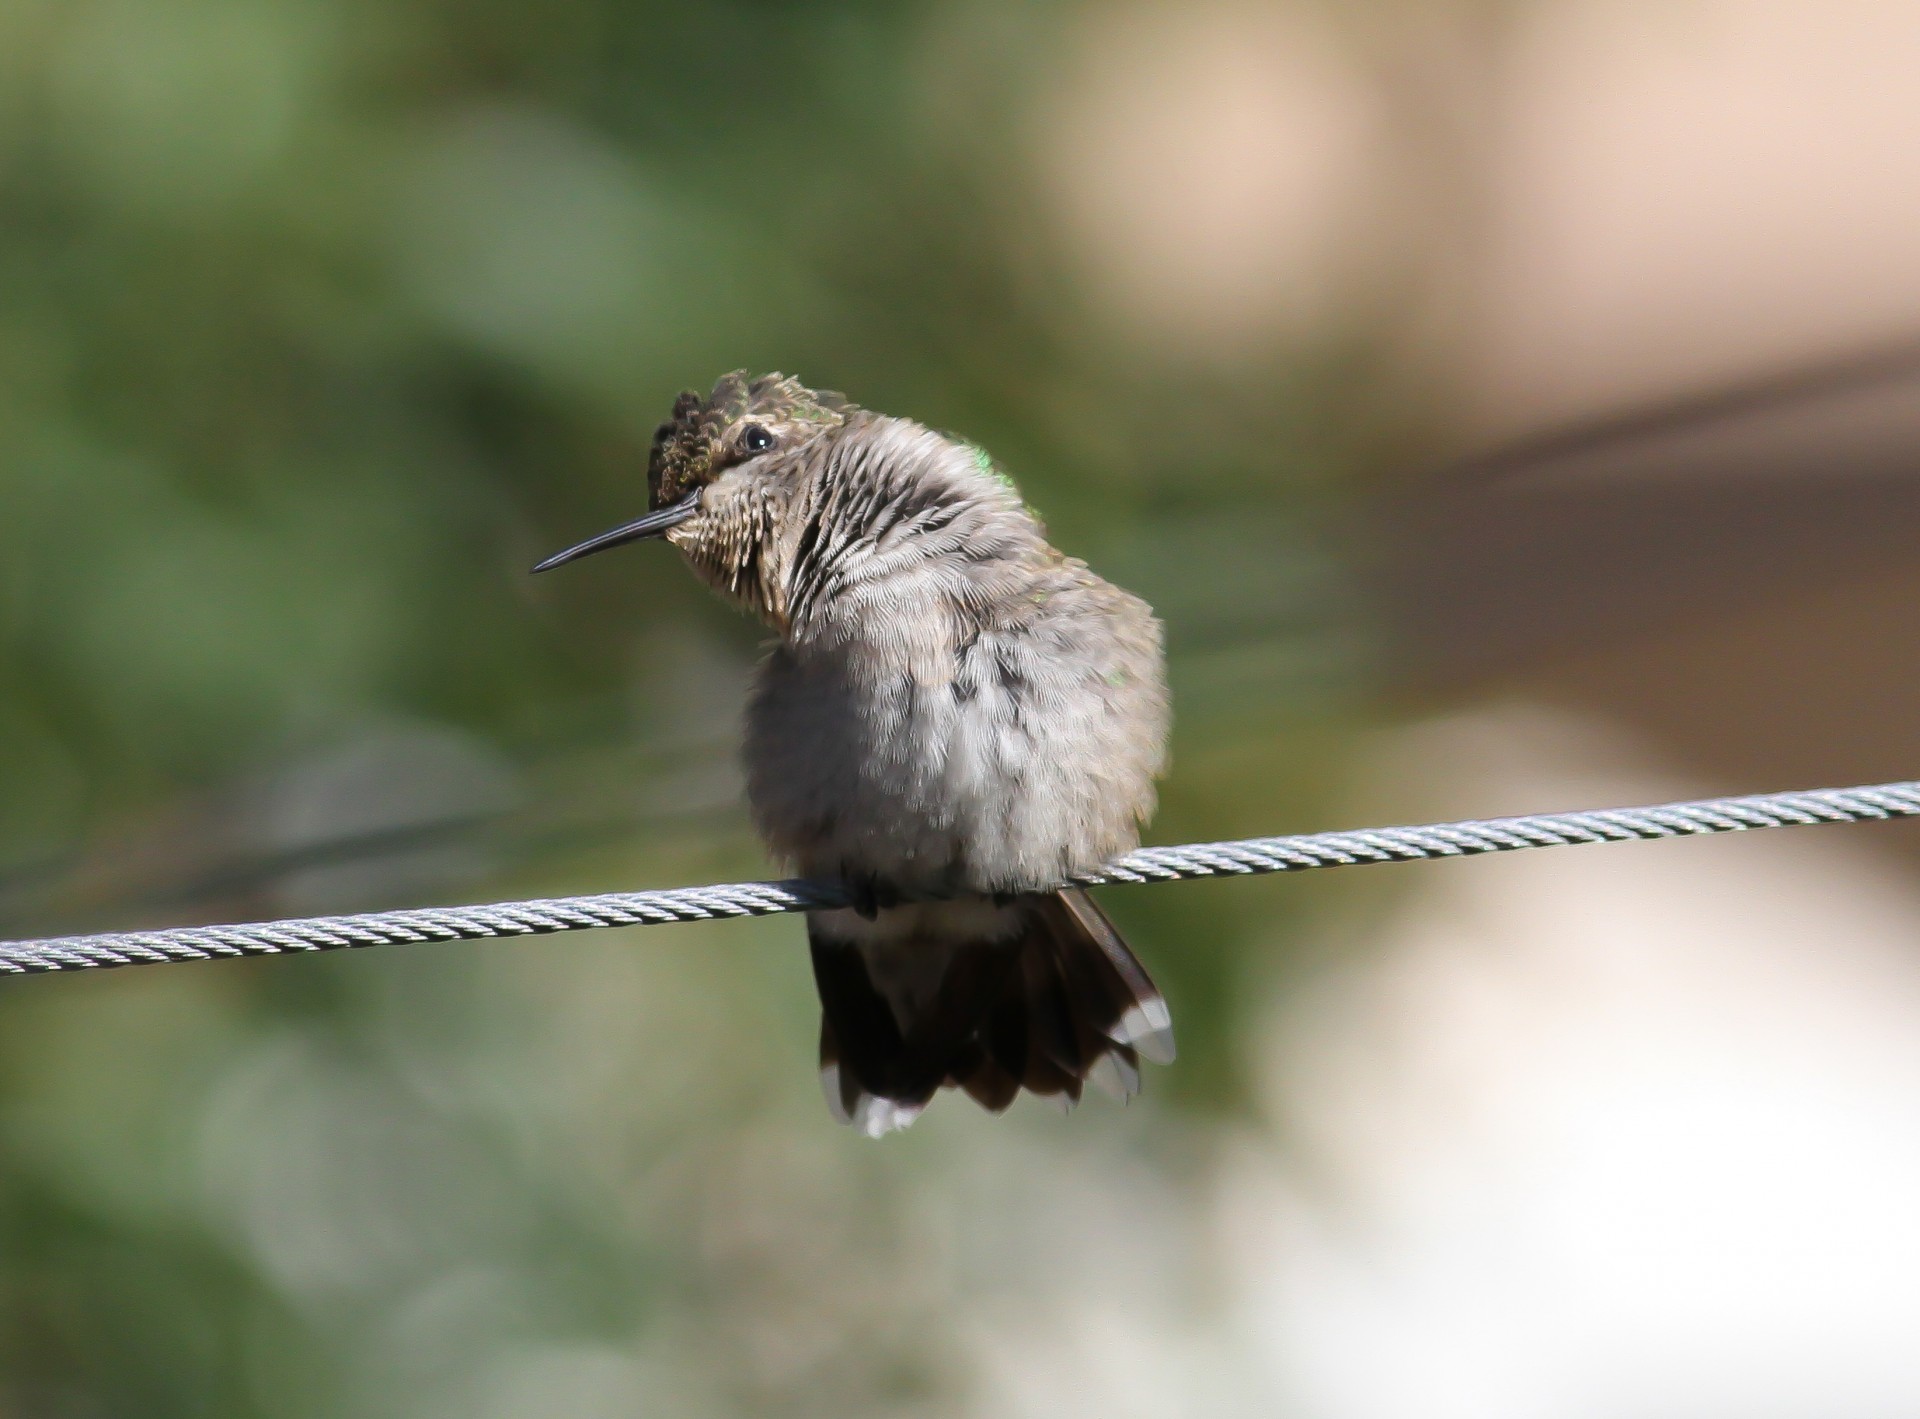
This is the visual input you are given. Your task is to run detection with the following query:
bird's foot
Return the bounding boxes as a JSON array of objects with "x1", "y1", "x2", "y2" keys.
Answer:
[{"x1": 843, "y1": 871, "x2": 902, "y2": 921}]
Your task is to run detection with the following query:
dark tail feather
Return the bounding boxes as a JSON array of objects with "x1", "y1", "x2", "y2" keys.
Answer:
[{"x1": 807, "y1": 888, "x2": 1173, "y2": 1138}]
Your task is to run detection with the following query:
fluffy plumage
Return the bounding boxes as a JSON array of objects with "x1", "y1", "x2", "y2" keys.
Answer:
[{"x1": 641, "y1": 372, "x2": 1175, "y2": 1134}]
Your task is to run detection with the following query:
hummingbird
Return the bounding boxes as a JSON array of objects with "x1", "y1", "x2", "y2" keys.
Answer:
[{"x1": 535, "y1": 372, "x2": 1173, "y2": 1136}]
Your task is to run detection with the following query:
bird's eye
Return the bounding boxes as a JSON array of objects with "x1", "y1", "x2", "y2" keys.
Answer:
[{"x1": 741, "y1": 424, "x2": 775, "y2": 454}]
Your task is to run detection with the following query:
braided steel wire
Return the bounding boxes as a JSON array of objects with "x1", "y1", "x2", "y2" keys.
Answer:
[{"x1": 3, "y1": 779, "x2": 1918, "y2": 976}]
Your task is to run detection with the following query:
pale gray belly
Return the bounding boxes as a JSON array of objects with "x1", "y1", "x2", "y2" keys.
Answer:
[{"x1": 743, "y1": 626, "x2": 1161, "y2": 893}]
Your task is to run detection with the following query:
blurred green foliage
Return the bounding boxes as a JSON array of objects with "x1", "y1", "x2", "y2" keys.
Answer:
[{"x1": 0, "y1": 0, "x2": 1421, "y2": 1410}]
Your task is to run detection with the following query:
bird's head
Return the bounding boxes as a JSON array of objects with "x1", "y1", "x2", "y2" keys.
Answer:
[{"x1": 533, "y1": 371, "x2": 850, "y2": 612}]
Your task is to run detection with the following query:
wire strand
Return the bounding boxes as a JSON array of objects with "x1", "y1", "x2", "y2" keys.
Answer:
[{"x1": 3, "y1": 778, "x2": 1918, "y2": 975}]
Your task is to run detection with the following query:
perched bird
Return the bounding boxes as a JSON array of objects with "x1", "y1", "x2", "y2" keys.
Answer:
[{"x1": 535, "y1": 372, "x2": 1173, "y2": 1135}]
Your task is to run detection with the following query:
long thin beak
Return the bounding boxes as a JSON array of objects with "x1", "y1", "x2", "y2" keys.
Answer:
[{"x1": 531, "y1": 496, "x2": 699, "y2": 573}]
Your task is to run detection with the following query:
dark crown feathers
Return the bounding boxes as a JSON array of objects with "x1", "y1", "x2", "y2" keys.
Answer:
[{"x1": 648, "y1": 371, "x2": 851, "y2": 508}]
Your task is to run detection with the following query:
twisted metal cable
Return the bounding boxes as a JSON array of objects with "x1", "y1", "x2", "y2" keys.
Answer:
[{"x1": 4, "y1": 779, "x2": 1918, "y2": 976}]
